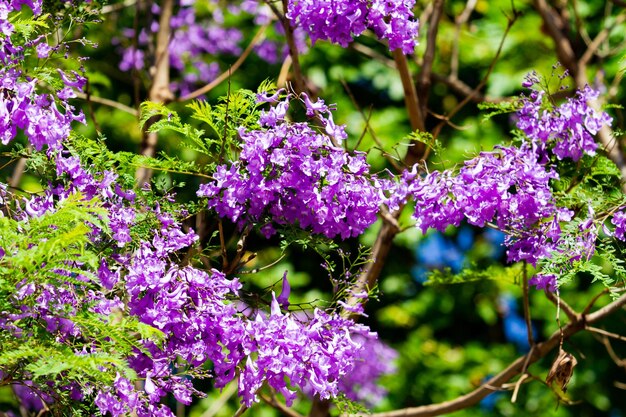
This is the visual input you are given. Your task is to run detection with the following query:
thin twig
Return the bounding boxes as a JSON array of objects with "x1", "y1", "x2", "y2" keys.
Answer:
[
  {"x1": 75, "y1": 91, "x2": 139, "y2": 117},
  {"x1": 136, "y1": 0, "x2": 175, "y2": 184},
  {"x1": 8, "y1": 155, "x2": 27, "y2": 189},
  {"x1": 580, "y1": 12, "x2": 626, "y2": 66},
  {"x1": 522, "y1": 263, "x2": 535, "y2": 346},
  {"x1": 600, "y1": 336, "x2": 626, "y2": 369},
  {"x1": 544, "y1": 290, "x2": 578, "y2": 322},
  {"x1": 101, "y1": 0, "x2": 142, "y2": 14},
  {"x1": 179, "y1": 24, "x2": 269, "y2": 102},
  {"x1": 512, "y1": 265, "x2": 535, "y2": 404},
  {"x1": 417, "y1": 0, "x2": 444, "y2": 116},
  {"x1": 582, "y1": 288, "x2": 610, "y2": 315},
  {"x1": 340, "y1": 80, "x2": 403, "y2": 171},
  {"x1": 432, "y1": 8, "x2": 518, "y2": 139},
  {"x1": 430, "y1": 73, "x2": 492, "y2": 102},
  {"x1": 218, "y1": 220, "x2": 228, "y2": 272},
  {"x1": 451, "y1": 0, "x2": 478, "y2": 79},
  {"x1": 199, "y1": 381, "x2": 238, "y2": 417},
  {"x1": 259, "y1": 394, "x2": 306, "y2": 417},
  {"x1": 277, "y1": 54, "x2": 293, "y2": 88},
  {"x1": 233, "y1": 404, "x2": 248, "y2": 417},
  {"x1": 350, "y1": 43, "x2": 396, "y2": 69},
  {"x1": 343, "y1": 293, "x2": 626, "y2": 417},
  {"x1": 510, "y1": 368, "x2": 530, "y2": 403},
  {"x1": 586, "y1": 326, "x2": 626, "y2": 342},
  {"x1": 278, "y1": 0, "x2": 307, "y2": 94}
]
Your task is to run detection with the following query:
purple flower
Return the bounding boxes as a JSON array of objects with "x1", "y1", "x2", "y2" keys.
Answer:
[
  {"x1": 528, "y1": 273, "x2": 557, "y2": 292},
  {"x1": 612, "y1": 210, "x2": 626, "y2": 241},
  {"x1": 199, "y1": 94, "x2": 386, "y2": 239},
  {"x1": 286, "y1": 0, "x2": 419, "y2": 54},
  {"x1": 516, "y1": 83, "x2": 612, "y2": 161}
]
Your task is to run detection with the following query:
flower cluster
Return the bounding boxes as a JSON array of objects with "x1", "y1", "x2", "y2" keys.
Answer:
[
  {"x1": 117, "y1": 1, "x2": 301, "y2": 96},
  {"x1": 239, "y1": 294, "x2": 372, "y2": 406},
  {"x1": 406, "y1": 144, "x2": 561, "y2": 265},
  {"x1": 286, "y1": 0, "x2": 419, "y2": 54},
  {"x1": 0, "y1": 0, "x2": 85, "y2": 151},
  {"x1": 611, "y1": 209, "x2": 626, "y2": 241},
  {"x1": 198, "y1": 93, "x2": 389, "y2": 239},
  {"x1": 4, "y1": 150, "x2": 380, "y2": 414},
  {"x1": 403, "y1": 81, "x2": 614, "y2": 290},
  {"x1": 336, "y1": 333, "x2": 397, "y2": 406},
  {"x1": 516, "y1": 82, "x2": 612, "y2": 161}
]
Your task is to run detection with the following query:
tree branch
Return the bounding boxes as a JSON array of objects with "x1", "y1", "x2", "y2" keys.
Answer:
[
  {"x1": 278, "y1": 0, "x2": 307, "y2": 94},
  {"x1": 75, "y1": 91, "x2": 139, "y2": 117},
  {"x1": 544, "y1": 290, "x2": 578, "y2": 322},
  {"x1": 260, "y1": 394, "x2": 305, "y2": 417},
  {"x1": 136, "y1": 0, "x2": 175, "y2": 184},
  {"x1": 178, "y1": 24, "x2": 269, "y2": 102},
  {"x1": 417, "y1": 0, "x2": 444, "y2": 116},
  {"x1": 343, "y1": 293, "x2": 626, "y2": 417},
  {"x1": 533, "y1": 0, "x2": 580, "y2": 84},
  {"x1": 579, "y1": 12, "x2": 626, "y2": 67},
  {"x1": 432, "y1": 9, "x2": 518, "y2": 139},
  {"x1": 534, "y1": 0, "x2": 626, "y2": 192}
]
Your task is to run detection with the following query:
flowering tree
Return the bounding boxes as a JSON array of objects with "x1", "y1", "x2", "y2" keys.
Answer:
[{"x1": 1, "y1": 1, "x2": 626, "y2": 417}]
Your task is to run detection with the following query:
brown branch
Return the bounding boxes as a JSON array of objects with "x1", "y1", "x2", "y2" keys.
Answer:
[
  {"x1": 350, "y1": 43, "x2": 396, "y2": 69},
  {"x1": 75, "y1": 91, "x2": 139, "y2": 117},
  {"x1": 533, "y1": 0, "x2": 580, "y2": 84},
  {"x1": 8, "y1": 154, "x2": 28, "y2": 189},
  {"x1": 417, "y1": 0, "x2": 444, "y2": 116},
  {"x1": 260, "y1": 394, "x2": 305, "y2": 417},
  {"x1": 544, "y1": 290, "x2": 578, "y2": 322},
  {"x1": 393, "y1": 51, "x2": 426, "y2": 152},
  {"x1": 432, "y1": 9, "x2": 518, "y2": 139},
  {"x1": 582, "y1": 288, "x2": 610, "y2": 315},
  {"x1": 178, "y1": 24, "x2": 269, "y2": 102},
  {"x1": 600, "y1": 336, "x2": 626, "y2": 369},
  {"x1": 430, "y1": 73, "x2": 490, "y2": 102},
  {"x1": 278, "y1": 0, "x2": 307, "y2": 94},
  {"x1": 277, "y1": 54, "x2": 293, "y2": 88},
  {"x1": 579, "y1": 12, "x2": 626, "y2": 67},
  {"x1": 587, "y1": 326, "x2": 626, "y2": 343},
  {"x1": 136, "y1": 0, "x2": 174, "y2": 184},
  {"x1": 343, "y1": 293, "x2": 626, "y2": 417},
  {"x1": 308, "y1": 394, "x2": 331, "y2": 417},
  {"x1": 534, "y1": 0, "x2": 626, "y2": 192},
  {"x1": 451, "y1": 0, "x2": 478, "y2": 79},
  {"x1": 233, "y1": 405, "x2": 249, "y2": 417}
]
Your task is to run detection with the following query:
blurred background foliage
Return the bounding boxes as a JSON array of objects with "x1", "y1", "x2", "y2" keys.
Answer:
[{"x1": 1, "y1": 0, "x2": 626, "y2": 416}]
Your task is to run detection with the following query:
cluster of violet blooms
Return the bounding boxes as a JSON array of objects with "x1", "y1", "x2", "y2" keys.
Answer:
[
  {"x1": 0, "y1": 2, "x2": 396, "y2": 415},
  {"x1": 198, "y1": 77, "x2": 625, "y2": 295},
  {"x1": 117, "y1": 0, "x2": 419, "y2": 97},
  {"x1": 0, "y1": 0, "x2": 85, "y2": 151},
  {"x1": 198, "y1": 90, "x2": 393, "y2": 239},
  {"x1": 117, "y1": 0, "x2": 307, "y2": 97},
  {"x1": 287, "y1": 0, "x2": 419, "y2": 53},
  {"x1": 398, "y1": 72, "x2": 618, "y2": 292}
]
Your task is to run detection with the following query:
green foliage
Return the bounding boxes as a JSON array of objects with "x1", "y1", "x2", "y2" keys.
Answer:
[
  {"x1": 403, "y1": 130, "x2": 443, "y2": 156},
  {"x1": 140, "y1": 88, "x2": 264, "y2": 163},
  {"x1": 10, "y1": 13, "x2": 49, "y2": 42},
  {"x1": 0, "y1": 194, "x2": 150, "y2": 408},
  {"x1": 425, "y1": 263, "x2": 524, "y2": 286},
  {"x1": 477, "y1": 100, "x2": 520, "y2": 122},
  {"x1": 333, "y1": 393, "x2": 370, "y2": 415}
]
